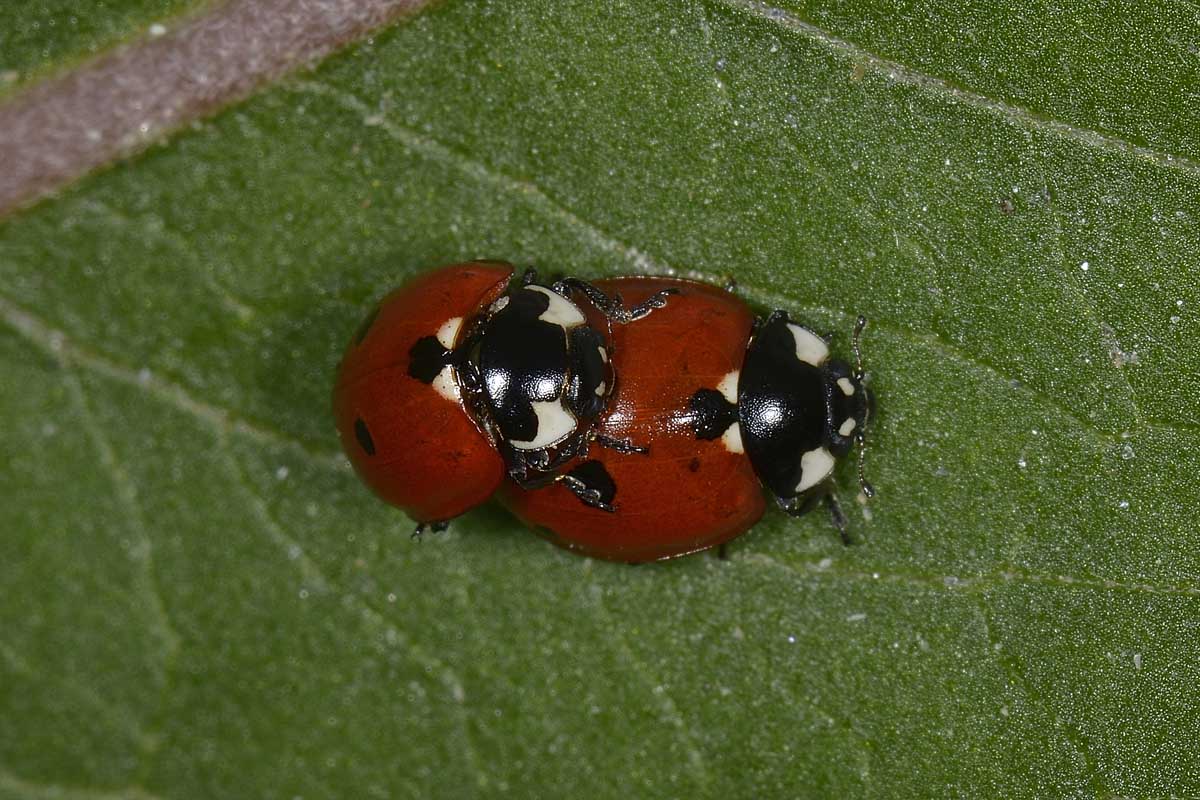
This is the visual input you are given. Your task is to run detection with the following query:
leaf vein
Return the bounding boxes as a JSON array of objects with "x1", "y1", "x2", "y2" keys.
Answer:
[
  {"x1": 220, "y1": 440, "x2": 484, "y2": 774},
  {"x1": 0, "y1": 766, "x2": 162, "y2": 800},
  {"x1": 78, "y1": 198, "x2": 263, "y2": 321},
  {"x1": 0, "y1": 640, "x2": 145, "y2": 738},
  {"x1": 0, "y1": 292, "x2": 344, "y2": 470},
  {"x1": 974, "y1": 598, "x2": 1108, "y2": 794},
  {"x1": 290, "y1": 80, "x2": 672, "y2": 275},
  {"x1": 589, "y1": 579, "x2": 712, "y2": 789},
  {"x1": 64, "y1": 373, "x2": 182, "y2": 664},
  {"x1": 714, "y1": 0, "x2": 1200, "y2": 175},
  {"x1": 706, "y1": 278, "x2": 1135, "y2": 445},
  {"x1": 62, "y1": 372, "x2": 181, "y2": 780},
  {"x1": 293, "y1": 81, "x2": 1200, "y2": 444},
  {"x1": 741, "y1": 553, "x2": 1200, "y2": 598},
  {"x1": 1045, "y1": 187, "x2": 1144, "y2": 427},
  {"x1": 695, "y1": 2, "x2": 735, "y2": 115}
]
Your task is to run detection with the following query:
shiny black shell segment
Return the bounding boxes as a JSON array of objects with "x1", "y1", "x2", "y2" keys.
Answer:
[
  {"x1": 477, "y1": 287, "x2": 572, "y2": 443},
  {"x1": 737, "y1": 314, "x2": 828, "y2": 499},
  {"x1": 564, "y1": 326, "x2": 608, "y2": 420},
  {"x1": 473, "y1": 285, "x2": 610, "y2": 451}
]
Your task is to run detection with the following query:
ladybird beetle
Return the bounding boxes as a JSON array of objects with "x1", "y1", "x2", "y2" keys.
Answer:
[
  {"x1": 332, "y1": 261, "x2": 675, "y2": 531},
  {"x1": 500, "y1": 277, "x2": 873, "y2": 562}
]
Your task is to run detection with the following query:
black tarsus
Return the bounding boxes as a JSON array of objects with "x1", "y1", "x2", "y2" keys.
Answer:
[
  {"x1": 557, "y1": 461, "x2": 617, "y2": 512},
  {"x1": 506, "y1": 467, "x2": 559, "y2": 492},
  {"x1": 517, "y1": 267, "x2": 677, "y2": 322},
  {"x1": 552, "y1": 276, "x2": 678, "y2": 323},
  {"x1": 594, "y1": 434, "x2": 649, "y2": 455},
  {"x1": 411, "y1": 520, "x2": 450, "y2": 541},
  {"x1": 777, "y1": 490, "x2": 853, "y2": 546},
  {"x1": 764, "y1": 309, "x2": 789, "y2": 326},
  {"x1": 777, "y1": 492, "x2": 819, "y2": 518},
  {"x1": 558, "y1": 475, "x2": 614, "y2": 512},
  {"x1": 622, "y1": 286, "x2": 679, "y2": 321},
  {"x1": 823, "y1": 493, "x2": 852, "y2": 546},
  {"x1": 504, "y1": 433, "x2": 590, "y2": 487}
]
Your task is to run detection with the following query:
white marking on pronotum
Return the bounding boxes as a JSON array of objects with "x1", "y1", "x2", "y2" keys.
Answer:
[
  {"x1": 796, "y1": 447, "x2": 835, "y2": 492},
  {"x1": 717, "y1": 370, "x2": 739, "y2": 403},
  {"x1": 837, "y1": 377, "x2": 856, "y2": 396},
  {"x1": 595, "y1": 381, "x2": 607, "y2": 396},
  {"x1": 722, "y1": 422, "x2": 745, "y2": 454},
  {"x1": 839, "y1": 417, "x2": 857, "y2": 437},
  {"x1": 509, "y1": 400, "x2": 577, "y2": 450},
  {"x1": 529, "y1": 285, "x2": 585, "y2": 327},
  {"x1": 432, "y1": 366, "x2": 460, "y2": 402},
  {"x1": 436, "y1": 317, "x2": 462, "y2": 350},
  {"x1": 788, "y1": 323, "x2": 829, "y2": 367},
  {"x1": 598, "y1": 346, "x2": 608, "y2": 363}
]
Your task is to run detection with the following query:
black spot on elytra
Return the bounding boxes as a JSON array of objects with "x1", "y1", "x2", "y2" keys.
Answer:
[
  {"x1": 354, "y1": 305, "x2": 381, "y2": 345},
  {"x1": 688, "y1": 388, "x2": 737, "y2": 440},
  {"x1": 688, "y1": 457, "x2": 701, "y2": 473},
  {"x1": 408, "y1": 335, "x2": 451, "y2": 384},
  {"x1": 354, "y1": 418, "x2": 376, "y2": 456}
]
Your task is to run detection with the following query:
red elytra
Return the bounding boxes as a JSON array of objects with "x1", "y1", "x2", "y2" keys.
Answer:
[
  {"x1": 499, "y1": 277, "x2": 766, "y2": 562},
  {"x1": 332, "y1": 261, "x2": 513, "y2": 523}
]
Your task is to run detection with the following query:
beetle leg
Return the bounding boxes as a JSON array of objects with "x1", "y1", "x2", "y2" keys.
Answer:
[
  {"x1": 621, "y1": 287, "x2": 679, "y2": 321},
  {"x1": 856, "y1": 429, "x2": 875, "y2": 499},
  {"x1": 507, "y1": 468, "x2": 558, "y2": 491},
  {"x1": 552, "y1": 277, "x2": 678, "y2": 323},
  {"x1": 552, "y1": 435, "x2": 588, "y2": 466},
  {"x1": 593, "y1": 433, "x2": 649, "y2": 455},
  {"x1": 537, "y1": 440, "x2": 588, "y2": 478},
  {"x1": 455, "y1": 359, "x2": 503, "y2": 438},
  {"x1": 411, "y1": 520, "x2": 450, "y2": 541},
  {"x1": 505, "y1": 448, "x2": 541, "y2": 483},
  {"x1": 776, "y1": 492, "x2": 819, "y2": 517},
  {"x1": 455, "y1": 359, "x2": 483, "y2": 393},
  {"x1": 777, "y1": 490, "x2": 853, "y2": 546},
  {"x1": 552, "y1": 276, "x2": 612, "y2": 308},
  {"x1": 823, "y1": 492, "x2": 853, "y2": 547},
  {"x1": 554, "y1": 461, "x2": 617, "y2": 512},
  {"x1": 558, "y1": 474, "x2": 615, "y2": 512}
]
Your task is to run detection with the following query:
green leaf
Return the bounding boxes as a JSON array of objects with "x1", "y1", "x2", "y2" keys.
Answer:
[
  {"x1": 0, "y1": 0, "x2": 207, "y2": 93},
  {"x1": 2, "y1": 1, "x2": 1198, "y2": 797}
]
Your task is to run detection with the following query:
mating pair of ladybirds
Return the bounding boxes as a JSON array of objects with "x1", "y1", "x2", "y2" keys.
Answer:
[{"x1": 333, "y1": 261, "x2": 874, "y2": 563}]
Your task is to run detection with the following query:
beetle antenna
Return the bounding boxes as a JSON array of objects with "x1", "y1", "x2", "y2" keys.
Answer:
[
  {"x1": 852, "y1": 315, "x2": 875, "y2": 497},
  {"x1": 856, "y1": 430, "x2": 875, "y2": 498},
  {"x1": 852, "y1": 314, "x2": 867, "y2": 381}
]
